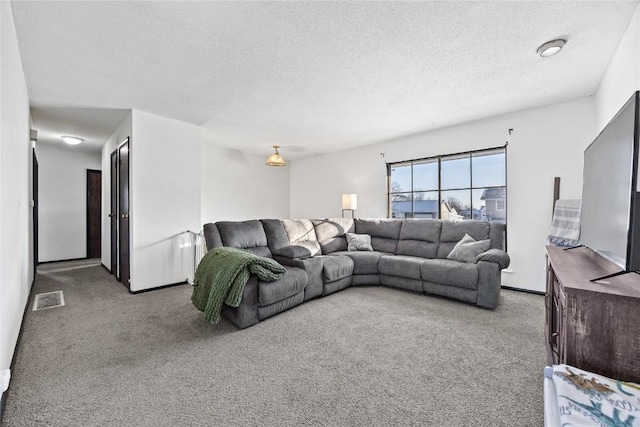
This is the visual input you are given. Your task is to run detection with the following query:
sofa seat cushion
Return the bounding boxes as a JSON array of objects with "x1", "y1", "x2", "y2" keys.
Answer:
[
  {"x1": 258, "y1": 266, "x2": 308, "y2": 307},
  {"x1": 378, "y1": 255, "x2": 424, "y2": 280},
  {"x1": 331, "y1": 251, "x2": 387, "y2": 275},
  {"x1": 319, "y1": 255, "x2": 354, "y2": 283},
  {"x1": 420, "y1": 259, "x2": 478, "y2": 290}
]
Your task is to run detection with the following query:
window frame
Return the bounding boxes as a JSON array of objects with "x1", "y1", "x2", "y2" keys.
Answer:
[{"x1": 386, "y1": 145, "x2": 507, "y2": 225}]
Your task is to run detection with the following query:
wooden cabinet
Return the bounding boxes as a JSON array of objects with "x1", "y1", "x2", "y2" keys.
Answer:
[{"x1": 545, "y1": 245, "x2": 640, "y2": 383}]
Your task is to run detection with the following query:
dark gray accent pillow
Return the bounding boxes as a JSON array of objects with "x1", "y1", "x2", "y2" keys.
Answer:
[
  {"x1": 447, "y1": 233, "x2": 490, "y2": 263},
  {"x1": 346, "y1": 233, "x2": 373, "y2": 252}
]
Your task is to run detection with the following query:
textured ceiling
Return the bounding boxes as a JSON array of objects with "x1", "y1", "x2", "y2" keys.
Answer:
[
  {"x1": 11, "y1": 1, "x2": 640, "y2": 159},
  {"x1": 31, "y1": 107, "x2": 130, "y2": 155}
]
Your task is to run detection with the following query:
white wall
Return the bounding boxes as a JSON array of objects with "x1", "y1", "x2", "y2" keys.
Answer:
[
  {"x1": 129, "y1": 110, "x2": 201, "y2": 291},
  {"x1": 0, "y1": 0, "x2": 33, "y2": 386},
  {"x1": 595, "y1": 4, "x2": 640, "y2": 131},
  {"x1": 37, "y1": 144, "x2": 101, "y2": 262},
  {"x1": 100, "y1": 112, "x2": 132, "y2": 271},
  {"x1": 290, "y1": 97, "x2": 596, "y2": 292},
  {"x1": 200, "y1": 126, "x2": 290, "y2": 222}
]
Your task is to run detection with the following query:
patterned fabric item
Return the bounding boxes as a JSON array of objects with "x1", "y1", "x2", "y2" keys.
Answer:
[
  {"x1": 446, "y1": 233, "x2": 490, "y2": 263},
  {"x1": 547, "y1": 199, "x2": 581, "y2": 247},
  {"x1": 346, "y1": 233, "x2": 373, "y2": 251},
  {"x1": 191, "y1": 247, "x2": 286, "y2": 323},
  {"x1": 548, "y1": 364, "x2": 640, "y2": 426}
]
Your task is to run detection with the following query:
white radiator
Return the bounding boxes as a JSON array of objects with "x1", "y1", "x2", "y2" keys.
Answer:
[{"x1": 181, "y1": 230, "x2": 204, "y2": 285}]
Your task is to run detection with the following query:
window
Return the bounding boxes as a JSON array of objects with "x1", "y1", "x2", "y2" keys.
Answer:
[{"x1": 388, "y1": 146, "x2": 506, "y2": 224}]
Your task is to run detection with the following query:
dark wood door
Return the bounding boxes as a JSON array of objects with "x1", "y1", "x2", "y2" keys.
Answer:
[
  {"x1": 110, "y1": 150, "x2": 118, "y2": 275},
  {"x1": 86, "y1": 169, "x2": 102, "y2": 259},
  {"x1": 33, "y1": 148, "x2": 39, "y2": 276},
  {"x1": 118, "y1": 139, "x2": 131, "y2": 288}
]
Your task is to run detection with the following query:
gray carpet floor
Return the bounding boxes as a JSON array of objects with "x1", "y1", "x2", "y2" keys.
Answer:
[{"x1": 3, "y1": 263, "x2": 545, "y2": 426}]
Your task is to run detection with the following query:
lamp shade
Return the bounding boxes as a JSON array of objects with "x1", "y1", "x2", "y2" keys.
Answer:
[
  {"x1": 342, "y1": 194, "x2": 357, "y2": 210},
  {"x1": 266, "y1": 145, "x2": 286, "y2": 167}
]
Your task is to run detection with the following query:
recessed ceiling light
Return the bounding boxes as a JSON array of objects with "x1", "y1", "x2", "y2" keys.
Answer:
[
  {"x1": 61, "y1": 135, "x2": 84, "y2": 145},
  {"x1": 537, "y1": 39, "x2": 566, "y2": 57}
]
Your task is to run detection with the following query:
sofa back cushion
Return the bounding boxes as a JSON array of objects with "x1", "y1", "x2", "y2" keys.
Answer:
[
  {"x1": 203, "y1": 223, "x2": 223, "y2": 251},
  {"x1": 488, "y1": 222, "x2": 506, "y2": 251},
  {"x1": 216, "y1": 220, "x2": 272, "y2": 258},
  {"x1": 355, "y1": 219, "x2": 402, "y2": 253},
  {"x1": 436, "y1": 221, "x2": 490, "y2": 259},
  {"x1": 261, "y1": 219, "x2": 290, "y2": 251},
  {"x1": 396, "y1": 219, "x2": 442, "y2": 258},
  {"x1": 282, "y1": 219, "x2": 321, "y2": 256},
  {"x1": 311, "y1": 218, "x2": 355, "y2": 254}
]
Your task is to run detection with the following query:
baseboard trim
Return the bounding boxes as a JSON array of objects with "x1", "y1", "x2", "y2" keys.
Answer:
[
  {"x1": 129, "y1": 280, "x2": 188, "y2": 295},
  {"x1": 100, "y1": 263, "x2": 111, "y2": 274},
  {"x1": 0, "y1": 390, "x2": 6, "y2": 424},
  {"x1": 501, "y1": 285, "x2": 545, "y2": 296},
  {"x1": 2, "y1": 272, "x2": 37, "y2": 423},
  {"x1": 38, "y1": 257, "x2": 90, "y2": 264}
]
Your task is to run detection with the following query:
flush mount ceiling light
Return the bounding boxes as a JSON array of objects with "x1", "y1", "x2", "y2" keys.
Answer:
[
  {"x1": 61, "y1": 135, "x2": 84, "y2": 145},
  {"x1": 537, "y1": 39, "x2": 566, "y2": 57},
  {"x1": 266, "y1": 145, "x2": 286, "y2": 167}
]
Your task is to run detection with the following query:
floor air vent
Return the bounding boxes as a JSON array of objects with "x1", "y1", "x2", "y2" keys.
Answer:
[{"x1": 33, "y1": 291, "x2": 65, "y2": 311}]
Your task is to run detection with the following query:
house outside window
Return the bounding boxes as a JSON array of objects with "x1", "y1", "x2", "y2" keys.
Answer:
[{"x1": 387, "y1": 146, "x2": 507, "y2": 224}]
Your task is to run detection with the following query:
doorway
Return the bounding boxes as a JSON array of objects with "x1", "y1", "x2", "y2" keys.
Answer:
[{"x1": 86, "y1": 169, "x2": 102, "y2": 259}]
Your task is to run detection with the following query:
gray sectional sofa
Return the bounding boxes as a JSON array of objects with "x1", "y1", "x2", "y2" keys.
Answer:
[{"x1": 202, "y1": 218, "x2": 510, "y2": 329}]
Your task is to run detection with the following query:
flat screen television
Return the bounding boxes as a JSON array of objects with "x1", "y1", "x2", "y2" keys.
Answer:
[{"x1": 580, "y1": 91, "x2": 640, "y2": 278}]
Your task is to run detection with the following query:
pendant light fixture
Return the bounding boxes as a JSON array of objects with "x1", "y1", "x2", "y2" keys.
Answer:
[{"x1": 266, "y1": 145, "x2": 286, "y2": 167}]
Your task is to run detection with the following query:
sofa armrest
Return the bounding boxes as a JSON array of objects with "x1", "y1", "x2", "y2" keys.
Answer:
[
  {"x1": 475, "y1": 249, "x2": 510, "y2": 269},
  {"x1": 273, "y1": 245, "x2": 315, "y2": 259},
  {"x1": 273, "y1": 255, "x2": 323, "y2": 301},
  {"x1": 222, "y1": 275, "x2": 259, "y2": 329}
]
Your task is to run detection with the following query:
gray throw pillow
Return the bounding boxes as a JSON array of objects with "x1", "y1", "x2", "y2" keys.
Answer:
[
  {"x1": 447, "y1": 233, "x2": 490, "y2": 263},
  {"x1": 346, "y1": 233, "x2": 373, "y2": 251}
]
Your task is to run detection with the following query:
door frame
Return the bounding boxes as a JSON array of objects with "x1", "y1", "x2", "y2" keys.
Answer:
[
  {"x1": 33, "y1": 148, "x2": 39, "y2": 276},
  {"x1": 117, "y1": 137, "x2": 131, "y2": 289},
  {"x1": 110, "y1": 149, "x2": 118, "y2": 276}
]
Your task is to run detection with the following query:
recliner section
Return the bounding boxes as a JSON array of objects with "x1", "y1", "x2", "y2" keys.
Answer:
[
  {"x1": 203, "y1": 220, "x2": 309, "y2": 328},
  {"x1": 202, "y1": 218, "x2": 510, "y2": 329}
]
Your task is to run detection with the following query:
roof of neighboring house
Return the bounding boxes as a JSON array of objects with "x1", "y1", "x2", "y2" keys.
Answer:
[
  {"x1": 391, "y1": 200, "x2": 443, "y2": 214},
  {"x1": 481, "y1": 187, "x2": 506, "y2": 200},
  {"x1": 459, "y1": 208, "x2": 485, "y2": 216}
]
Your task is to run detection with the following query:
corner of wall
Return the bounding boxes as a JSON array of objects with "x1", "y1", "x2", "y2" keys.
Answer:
[
  {"x1": 0, "y1": 0, "x2": 34, "y2": 389},
  {"x1": 594, "y1": 3, "x2": 640, "y2": 131}
]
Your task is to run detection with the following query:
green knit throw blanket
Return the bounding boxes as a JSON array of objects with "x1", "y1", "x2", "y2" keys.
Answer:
[{"x1": 191, "y1": 247, "x2": 286, "y2": 323}]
